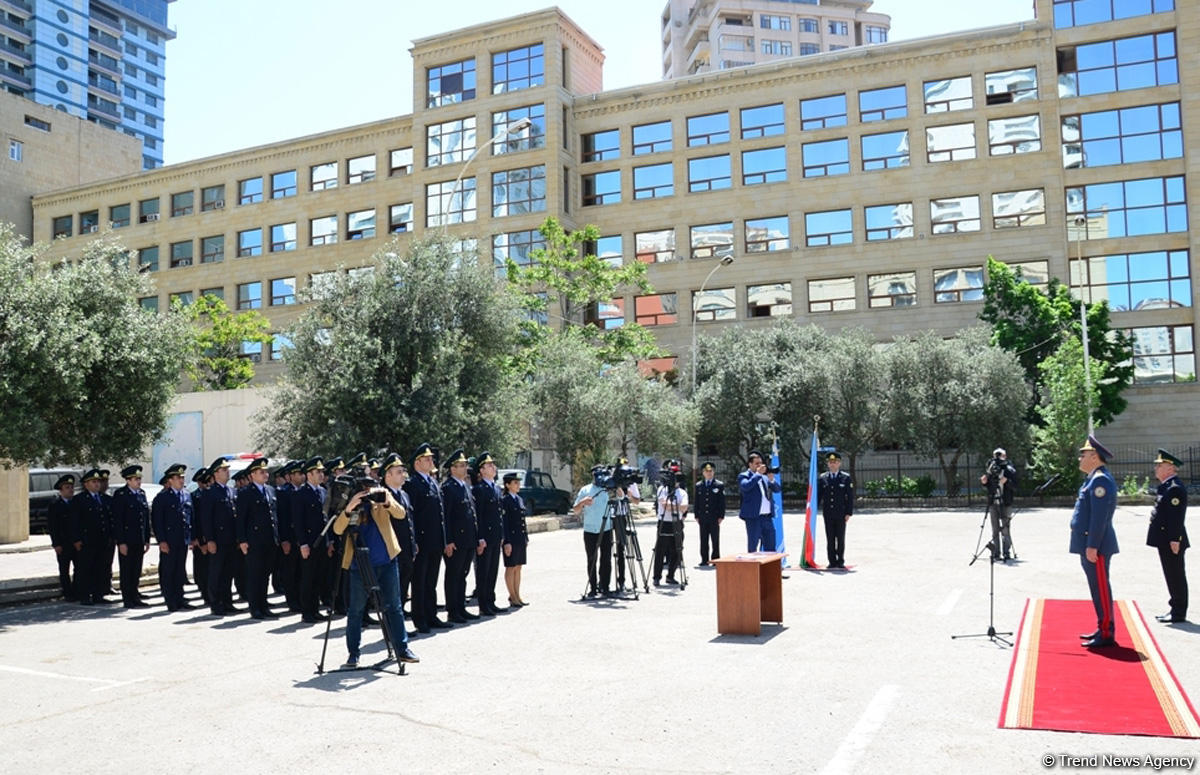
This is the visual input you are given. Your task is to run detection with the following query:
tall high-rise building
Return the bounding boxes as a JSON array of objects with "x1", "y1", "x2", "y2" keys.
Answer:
[
  {"x1": 661, "y1": 0, "x2": 891, "y2": 78},
  {"x1": 0, "y1": 0, "x2": 174, "y2": 169}
]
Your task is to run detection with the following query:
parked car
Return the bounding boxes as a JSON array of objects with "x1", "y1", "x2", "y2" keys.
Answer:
[
  {"x1": 497, "y1": 468, "x2": 572, "y2": 515},
  {"x1": 28, "y1": 468, "x2": 80, "y2": 535}
]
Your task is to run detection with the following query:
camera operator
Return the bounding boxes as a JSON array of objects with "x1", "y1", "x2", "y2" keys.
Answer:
[
  {"x1": 980, "y1": 447, "x2": 1017, "y2": 562},
  {"x1": 332, "y1": 477, "x2": 419, "y2": 668},
  {"x1": 611, "y1": 457, "x2": 640, "y2": 592},
  {"x1": 738, "y1": 452, "x2": 781, "y2": 553},
  {"x1": 573, "y1": 465, "x2": 614, "y2": 597},
  {"x1": 653, "y1": 462, "x2": 689, "y2": 585}
]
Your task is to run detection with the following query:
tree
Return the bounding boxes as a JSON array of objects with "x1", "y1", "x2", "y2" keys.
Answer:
[
  {"x1": 980, "y1": 256, "x2": 1133, "y2": 425},
  {"x1": 184, "y1": 294, "x2": 272, "y2": 391},
  {"x1": 254, "y1": 237, "x2": 528, "y2": 460},
  {"x1": 0, "y1": 226, "x2": 192, "y2": 465},
  {"x1": 1031, "y1": 335, "x2": 1105, "y2": 492},
  {"x1": 692, "y1": 325, "x2": 780, "y2": 472}
]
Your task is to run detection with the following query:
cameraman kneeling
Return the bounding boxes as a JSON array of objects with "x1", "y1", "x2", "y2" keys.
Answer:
[
  {"x1": 333, "y1": 485, "x2": 419, "y2": 668},
  {"x1": 980, "y1": 448, "x2": 1017, "y2": 562}
]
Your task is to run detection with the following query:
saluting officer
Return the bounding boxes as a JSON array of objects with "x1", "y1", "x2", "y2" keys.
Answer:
[
  {"x1": 237, "y1": 457, "x2": 280, "y2": 619},
  {"x1": 472, "y1": 452, "x2": 505, "y2": 616},
  {"x1": 71, "y1": 468, "x2": 114, "y2": 605},
  {"x1": 48, "y1": 474, "x2": 78, "y2": 601},
  {"x1": 404, "y1": 443, "x2": 448, "y2": 633},
  {"x1": 152, "y1": 463, "x2": 194, "y2": 611},
  {"x1": 111, "y1": 465, "x2": 151, "y2": 608},
  {"x1": 1072, "y1": 435, "x2": 1119, "y2": 649},
  {"x1": 693, "y1": 462, "x2": 725, "y2": 566},
  {"x1": 199, "y1": 457, "x2": 239, "y2": 616},
  {"x1": 191, "y1": 466, "x2": 212, "y2": 606},
  {"x1": 442, "y1": 449, "x2": 481, "y2": 623},
  {"x1": 1148, "y1": 449, "x2": 1189, "y2": 624},
  {"x1": 818, "y1": 451, "x2": 855, "y2": 569},
  {"x1": 295, "y1": 457, "x2": 330, "y2": 623}
]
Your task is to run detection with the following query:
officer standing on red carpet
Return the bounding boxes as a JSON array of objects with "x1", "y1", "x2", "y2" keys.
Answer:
[
  {"x1": 1148, "y1": 449, "x2": 1188, "y2": 624},
  {"x1": 1071, "y1": 435, "x2": 1119, "y2": 649}
]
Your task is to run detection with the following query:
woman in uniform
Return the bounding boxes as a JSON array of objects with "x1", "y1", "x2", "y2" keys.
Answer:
[{"x1": 501, "y1": 472, "x2": 529, "y2": 607}]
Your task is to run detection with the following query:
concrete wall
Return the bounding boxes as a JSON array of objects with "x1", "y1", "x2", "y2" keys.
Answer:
[{"x1": 0, "y1": 465, "x2": 30, "y2": 544}]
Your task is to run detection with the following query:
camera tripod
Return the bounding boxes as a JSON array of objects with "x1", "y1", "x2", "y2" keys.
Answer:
[
  {"x1": 610, "y1": 493, "x2": 650, "y2": 598},
  {"x1": 651, "y1": 491, "x2": 688, "y2": 590},
  {"x1": 952, "y1": 499, "x2": 1013, "y2": 647}
]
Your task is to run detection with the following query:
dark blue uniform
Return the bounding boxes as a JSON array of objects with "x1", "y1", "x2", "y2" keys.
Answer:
[
  {"x1": 236, "y1": 482, "x2": 279, "y2": 618},
  {"x1": 151, "y1": 487, "x2": 193, "y2": 610},
  {"x1": 403, "y1": 472, "x2": 446, "y2": 630},
  {"x1": 501, "y1": 492, "x2": 528, "y2": 567},
  {"x1": 442, "y1": 477, "x2": 477, "y2": 621},
  {"x1": 48, "y1": 495, "x2": 77, "y2": 600},
  {"x1": 70, "y1": 490, "x2": 112, "y2": 604},
  {"x1": 274, "y1": 482, "x2": 299, "y2": 609},
  {"x1": 693, "y1": 477, "x2": 725, "y2": 565},
  {"x1": 111, "y1": 485, "x2": 150, "y2": 606},
  {"x1": 473, "y1": 479, "x2": 504, "y2": 613},
  {"x1": 294, "y1": 482, "x2": 327, "y2": 619},
  {"x1": 1070, "y1": 466, "x2": 1118, "y2": 641},
  {"x1": 1148, "y1": 475, "x2": 1189, "y2": 622},
  {"x1": 818, "y1": 470, "x2": 855, "y2": 568},
  {"x1": 197, "y1": 484, "x2": 239, "y2": 614},
  {"x1": 388, "y1": 485, "x2": 416, "y2": 608}
]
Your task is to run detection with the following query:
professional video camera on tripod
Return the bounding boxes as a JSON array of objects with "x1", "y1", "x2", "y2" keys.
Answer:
[
  {"x1": 651, "y1": 460, "x2": 689, "y2": 589},
  {"x1": 595, "y1": 462, "x2": 650, "y2": 599}
]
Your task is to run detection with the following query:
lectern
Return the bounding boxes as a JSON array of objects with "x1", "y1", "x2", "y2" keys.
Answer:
[{"x1": 711, "y1": 552, "x2": 785, "y2": 635}]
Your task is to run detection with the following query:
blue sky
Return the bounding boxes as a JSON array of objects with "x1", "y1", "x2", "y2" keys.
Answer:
[{"x1": 162, "y1": 0, "x2": 1037, "y2": 165}]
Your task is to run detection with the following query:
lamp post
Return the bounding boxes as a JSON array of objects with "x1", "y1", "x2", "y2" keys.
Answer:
[
  {"x1": 690, "y1": 254, "x2": 735, "y2": 482},
  {"x1": 1073, "y1": 214, "x2": 1094, "y2": 435},
  {"x1": 440, "y1": 117, "x2": 533, "y2": 234}
]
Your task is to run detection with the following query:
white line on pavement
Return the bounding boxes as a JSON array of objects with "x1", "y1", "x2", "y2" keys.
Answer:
[
  {"x1": 819, "y1": 684, "x2": 900, "y2": 775},
  {"x1": 0, "y1": 663, "x2": 144, "y2": 691},
  {"x1": 936, "y1": 588, "x2": 963, "y2": 616}
]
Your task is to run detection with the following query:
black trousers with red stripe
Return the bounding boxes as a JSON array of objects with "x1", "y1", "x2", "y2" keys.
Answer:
[{"x1": 1081, "y1": 553, "x2": 1115, "y2": 639}]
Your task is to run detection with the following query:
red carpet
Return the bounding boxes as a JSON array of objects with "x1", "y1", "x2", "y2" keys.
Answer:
[{"x1": 999, "y1": 599, "x2": 1200, "y2": 738}]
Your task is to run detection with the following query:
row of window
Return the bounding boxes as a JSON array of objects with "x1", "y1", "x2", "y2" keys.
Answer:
[
  {"x1": 427, "y1": 43, "x2": 545, "y2": 108},
  {"x1": 1052, "y1": 0, "x2": 1174, "y2": 30}
]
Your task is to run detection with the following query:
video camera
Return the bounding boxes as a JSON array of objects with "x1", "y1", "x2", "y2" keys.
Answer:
[
  {"x1": 659, "y1": 460, "x2": 685, "y2": 490},
  {"x1": 594, "y1": 464, "x2": 643, "y2": 492},
  {"x1": 327, "y1": 474, "x2": 387, "y2": 516}
]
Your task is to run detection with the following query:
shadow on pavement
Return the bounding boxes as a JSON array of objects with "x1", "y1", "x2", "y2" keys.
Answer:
[{"x1": 708, "y1": 624, "x2": 788, "y2": 644}]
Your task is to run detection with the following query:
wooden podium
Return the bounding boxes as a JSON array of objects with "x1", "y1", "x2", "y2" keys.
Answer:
[{"x1": 712, "y1": 552, "x2": 786, "y2": 635}]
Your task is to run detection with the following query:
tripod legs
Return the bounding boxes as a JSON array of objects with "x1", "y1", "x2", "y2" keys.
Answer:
[{"x1": 951, "y1": 554, "x2": 1013, "y2": 647}]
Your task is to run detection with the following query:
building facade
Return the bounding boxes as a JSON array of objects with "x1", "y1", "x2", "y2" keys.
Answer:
[
  {"x1": 0, "y1": 0, "x2": 174, "y2": 169},
  {"x1": 661, "y1": 0, "x2": 891, "y2": 78},
  {"x1": 29, "y1": 1, "x2": 1200, "y2": 446}
]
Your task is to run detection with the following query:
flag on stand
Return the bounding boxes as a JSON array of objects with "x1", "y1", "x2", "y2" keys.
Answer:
[
  {"x1": 802, "y1": 428, "x2": 820, "y2": 568},
  {"x1": 770, "y1": 436, "x2": 788, "y2": 568}
]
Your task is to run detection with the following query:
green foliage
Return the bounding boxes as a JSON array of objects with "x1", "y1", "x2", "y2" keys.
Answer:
[
  {"x1": 0, "y1": 225, "x2": 191, "y2": 465},
  {"x1": 863, "y1": 475, "x2": 934, "y2": 498},
  {"x1": 1031, "y1": 335, "x2": 1105, "y2": 491},
  {"x1": 1120, "y1": 474, "x2": 1150, "y2": 497},
  {"x1": 254, "y1": 236, "x2": 528, "y2": 460},
  {"x1": 980, "y1": 256, "x2": 1133, "y2": 426},
  {"x1": 183, "y1": 294, "x2": 272, "y2": 391}
]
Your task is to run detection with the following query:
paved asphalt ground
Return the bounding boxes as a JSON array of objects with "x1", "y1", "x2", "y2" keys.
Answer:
[{"x1": 0, "y1": 503, "x2": 1197, "y2": 774}]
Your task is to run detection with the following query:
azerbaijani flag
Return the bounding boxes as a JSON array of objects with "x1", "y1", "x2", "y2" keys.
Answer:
[
  {"x1": 802, "y1": 428, "x2": 820, "y2": 568},
  {"x1": 770, "y1": 437, "x2": 787, "y2": 567}
]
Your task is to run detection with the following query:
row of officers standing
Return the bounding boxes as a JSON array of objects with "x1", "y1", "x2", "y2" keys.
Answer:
[{"x1": 45, "y1": 446, "x2": 531, "y2": 633}]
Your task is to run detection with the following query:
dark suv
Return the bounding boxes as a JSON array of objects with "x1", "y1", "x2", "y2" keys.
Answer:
[
  {"x1": 28, "y1": 468, "x2": 80, "y2": 535},
  {"x1": 498, "y1": 469, "x2": 572, "y2": 515}
]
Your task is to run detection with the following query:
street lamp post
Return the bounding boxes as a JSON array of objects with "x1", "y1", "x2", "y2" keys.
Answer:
[
  {"x1": 1073, "y1": 214, "x2": 1095, "y2": 435},
  {"x1": 690, "y1": 254, "x2": 735, "y2": 482},
  {"x1": 440, "y1": 117, "x2": 533, "y2": 234}
]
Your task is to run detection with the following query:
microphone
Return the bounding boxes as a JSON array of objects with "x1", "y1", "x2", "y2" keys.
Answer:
[{"x1": 1034, "y1": 474, "x2": 1060, "y2": 494}]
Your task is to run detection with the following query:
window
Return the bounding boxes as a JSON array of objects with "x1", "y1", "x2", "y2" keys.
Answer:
[
  {"x1": 389, "y1": 203, "x2": 414, "y2": 233},
  {"x1": 761, "y1": 40, "x2": 793, "y2": 55},
  {"x1": 137, "y1": 246, "x2": 158, "y2": 272},
  {"x1": 238, "y1": 177, "x2": 263, "y2": 205},
  {"x1": 170, "y1": 292, "x2": 193, "y2": 307},
  {"x1": 634, "y1": 293, "x2": 678, "y2": 326},
  {"x1": 865, "y1": 25, "x2": 888, "y2": 44},
  {"x1": 237, "y1": 282, "x2": 262, "y2": 311},
  {"x1": 493, "y1": 229, "x2": 546, "y2": 272},
  {"x1": 200, "y1": 287, "x2": 224, "y2": 301},
  {"x1": 79, "y1": 210, "x2": 100, "y2": 233},
  {"x1": 741, "y1": 103, "x2": 785, "y2": 138},
  {"x1": 347, "y1": 209, "x2": 376, "y2": 240},
  {"x1": 924, "y1": 76, "x2": 973, "y2": 113},
  {"x1": 492, "y1": 165, "x2": 547, "y2": 217},
  {"x1": 934, "y1": 266, "x2": 985, "y2": 303},
  {"x1": 347, "y1": 154, "x2": 376, "y2": 184},
  {"x1": 268, "y1": 170, "x2": 296, "y2": 199},
  {"x1": 865, "y1": 203, "x2": 914, "y2": 241},
  {"x1": 583, "y1": 129, "x2": 620, "y2": 162},
  {"x1": 690, "y1": 222, "x2": 734, "y2": 260},
  {"x1": 809, "y1": 277, "x2": 856, "y2": 313},
  {"x1": 806, "y1": 209, "x2": 853, "y2": 246},
  {"x1": 633, "y1": 163, "x2": 674, "y2": 199},
  {"x1": 687, "y1": 112, "x2": 730, "y2": 146},
  {"x1": 271, "y1": 277, "x2": 296, "y2": 306},
  {"x1": 389, "y1": 148, "x2": 413, "y2": 176},
  {"x1": 745, "y1": 216, "x2": 789, "y2": 253},
  {"x1": 1061, "y1": 102, "x2": 1181, "y2": 169},
  {"x1": 201, "y1": 185, "x2": 225, "y2": 211},
  {"x1": 586, "y1": 235, "x2": 623, "y2": 267},
  {"x1": 169, "y1": 240, "x2": 192, "y2": 268},
  {"x1": 694, "y1": 287, "x2": 736, "y2": 321},
  {"x1": 800, "y1": 94, "x2": 847, "y2": 129},
  {"x1": 7, "y1": 139, "x2": 21, "y2": 161},
  {"x1": 24, "y1": 115, "x2": 51, "y2": 132},
  {"x1": 309, "y1": 271, "x2": 338, "y2": 300},
  {"x1": 1053, "y1": 0, "x2": 1174, "y2": 29},
  {"x1": 492, "y1": 44, "x2": 544, "y2": 94},
  {"x1": 309, "y1": 216, "x2": 338, "y2": 246},
  {"x1": 799, "y1": 17, "x2": 818, "y2": 33},
  {"x1": 760, "y1": 14, "x2": 791, "y2": 30},
  {"x1": 1127, "y1": 325, "x2": 1193, "y2": 384},
  {"x1": 426, "y1": 178, "x2": 476, "y2": 227},
  {"x1": 745, "y1": 283, "x2": 791, "y2": 318},
  {"x1": 635, "y1": 229, "x2": 676, "y2": 264},
  {"x1": 270, "y1": 223, "x2": 296, "y2": 252},
  {"x1": 828, "y1": 21, "x2": 848, "y2": 36},
  {"x1": 585, "y1": 298, "x2": 625, "y2": 329},
  {"x1": 1057, "y1": 32, "x2": 1178, "y2": 98},
  {"x1": 200, "y1": 235, "x2": 224, "y2": 263},
  {"x1": 238, "y1": 228, "x2": 263, "y2": 256},
  {"x1": 742, "y1": 147, "x2": 786, "y2": 184},
  {"x1": 109, "y1": 204, "x2": 129, "y2": 229},
  {"x1": 582, "y1": 170, "x2": 620, "y2": 205},
  {"x1": 859, "y1": 84, "x2": 907, "y2": 122},
  {"x1": 493, "y1": 104, "x2": 545, "y2": 154},
  {"x1": 426, "y1": 116, "x2": 476, "y2": 167},
  {"x1": 271, "y1": 334, "x2": 293, "y2": 361},
  {"x1": 52, "y1": 216, "x2": 72, "y2": 239},
  {"x1": 138, "y1": 197, "x2": 159, "y2": 223},
  {"x1": 985, "y1": 66, "x2": 1038, "y2": 105},
  {"x1": 861, "y1": 130, "x2": 910, "y2": 170},
  {"x1": 632, "y1": 121, "x2": 672, "y2": 155},
  {"x1": 1066, "y1": 176, "x2": 1187, "y2": 239},
  {"x1": 240, "y1": 341, "x2": 262, "y2": 363},
  {"x1": 310, "y1": 162, "x2": 337, "y2": 191},
  {"x1": 989, "y1": 115, "x2": 1042, "y2": 156},
  {"x1": 930, "y1": 195, "x2": 981, "y2": 234},
  {"x1": 427, "y1": 57, "x2": 476, "y2": 107},
  {"x1": 868, "y1": 272, "x2": 918, "y2": 308},
  {"x1": 719, "y1": 34, "x2": 754, "y2": 53},
  {"x1": 1010, "y1": 260, "x2": 1051, "y2": 287},
  {"x1": 144, "y1": 114, "x2": 157, "y2": 128},
  {"x1": 164, "y1": 192, "x2": 190, "y2": 219},
  {"x1": 1071, "y1": 249, "x2": 1190, "y2": 311},
  {"x1": 688, "y1": 155, "x2": 731, "y2": 192},
  {"x1": 139, "y1": 296, "x2": 158, "y2": 312},
  {"x1": 799, "y1": 43, "x2": 820, "y2": 56},
  {"x1": 927, "y1": 123, "x2": 976, "y2": 162},
  {"x1": 993, "y1": 189, "x2": 1046, "y2": 229},
  {"x1": 802, "y1": 138, "x2": 849, "y2": 177}
]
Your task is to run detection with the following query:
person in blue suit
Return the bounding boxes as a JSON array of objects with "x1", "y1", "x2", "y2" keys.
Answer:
[
  {"x1": 1071, "y1": 435, "x2": 1119, "y2": 649},
  {"x1": 738, "y1": 451, "x2": 781, "y2": 553},
  {"x1": 403, "y1": 443, "x2": 448, "y2": 633},
  {"x1": 294, "y1": 457, "x2": 330, "y2": 623},
  {"x1": 199, "y1": 457, "x2": 239, "y2": 616},
  {"x1": 441, "y1": 448, "x2": 481, "y2": 623},
  {"x1": 472, "y1": 452, "x2": 505, "y2": 616},
  {"x1": 151, "y1": 463, "x2": 194, "y2": 611},
  {"x1": 111, "y1": 465, "x2": 151, "y2": 608}
]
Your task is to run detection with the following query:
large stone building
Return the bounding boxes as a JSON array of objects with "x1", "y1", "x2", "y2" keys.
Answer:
[
  {"x1": 660, "y1": 0, "x2": 892, "y2": 78},
  {"x1": 29, "y1": 1, "x2": 1200, "y2": 446}
]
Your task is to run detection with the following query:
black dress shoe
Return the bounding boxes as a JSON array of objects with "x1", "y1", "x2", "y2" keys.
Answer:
[
  {"x1": 448, "y1": 615, "x2": 468, "y2": 624},
  {"x1": 223, "y1": 606, "x2": 245, "y2": 614},
  {"x1": 430, "y1": 618, "x2": 452, "y2": 629},
  {"x1": 1082, "y1": 636, "x2": 1117, "y2": 649},
  {"x1": 461, "y1": 611, "x2": 480, "y2": 620},
  {"x1": 301, "y1": 615, "x2": 321, "y2": 623},
  {"x1": 95, "y1": 597, "x2": 118, "y2": 605},
  {"x1": 209, "y1": 608, "x2": 227, "y2": 617},
  {"x1": 398, "y1": 646, "x2": 420, "y2": 663},
  {"x1": 416, "y1": 625, "x2": 432, "y2": 634},
  {"x1": 250, "y1": 611, "x2": 269, "y2": 620},
  {"x1": 125, "y1": 601, "x2": 151, "y2": 609},
  {"x1": 262, "y1": 610, "x2": 280, "y2": 620},
  {"x1": 1156, "y1": 613, "x2": 1186, "y2": 623},
  {"x1": 478, "y1": 608, "x2": 496, "y2": 617},
  {"x1": 1079, "y1": 629, "x2": 1100, "y2": 640}
]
